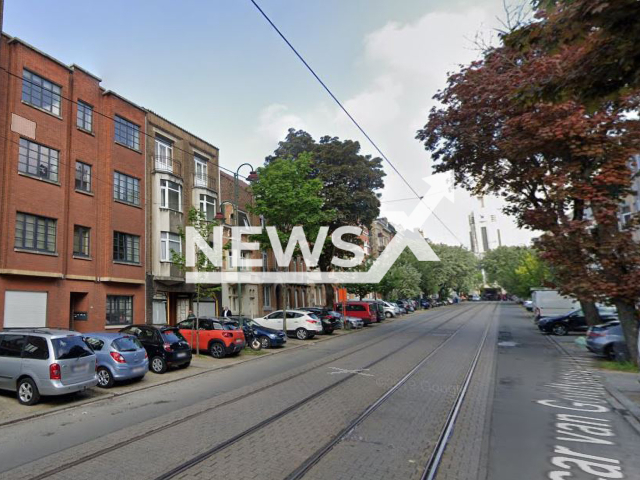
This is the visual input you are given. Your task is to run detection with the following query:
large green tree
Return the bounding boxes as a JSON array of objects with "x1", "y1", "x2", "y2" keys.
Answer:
[
  {"x1": 267, "y1": 129, "x2": 385, "y2": 305},
  {"x1": 248, "y1": 154, "x2": 334, "y2": 328},
  {"x1": 481, "y1": 246, "x2": 552, "y2": 299}
]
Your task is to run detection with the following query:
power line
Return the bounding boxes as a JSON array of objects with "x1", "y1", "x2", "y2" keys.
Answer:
[
  {"x1": 248, "y1": 0, "x2": 464, "y2": 246},
  {"x1": 0, "y1": 66, "x2": 251, "y2": 182}
]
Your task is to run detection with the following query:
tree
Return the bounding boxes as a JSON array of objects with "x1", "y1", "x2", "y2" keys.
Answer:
[
  {"x1": 267, "y1": 129, "x2": 386, "y2": 306},
  {"x1": 508, "y1": 0, "x2": 640, "y2": 108},
  {"x1": 378, "y1": 259, "x2": 422, "y2": 301},
  {"x1": 248, "y1": 154, "x2": 334, "y2": 331},
  {"x1": 344, "y1": 258, "x2": 380, "y2": 300},
  {"x1": 171, "y1": 207, "x2": 220, "y2": 355},
  {"x1": 417, "y1": 30, "x2": 640, "y2": 363}
]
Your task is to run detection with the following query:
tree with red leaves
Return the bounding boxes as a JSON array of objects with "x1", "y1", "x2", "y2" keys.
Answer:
[{"x1": 417, "y1": 35, "x2": 640, "y2": 363}]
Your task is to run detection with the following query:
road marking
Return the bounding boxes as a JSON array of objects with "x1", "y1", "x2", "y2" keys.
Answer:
[{"x1": 327, "y1": 367, "x2": 374, "y2": 377}]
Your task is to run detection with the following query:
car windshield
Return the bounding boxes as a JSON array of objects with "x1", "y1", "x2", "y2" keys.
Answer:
[
  {"x1": 52, "y1": 337, "x2": 93, "y2": 360},
  {"x1": 113, "y1": 336, "x2": 143, "y2": 352},
  {"x1": 161, "y1": 330, "x2": 186, "y2": 343}
]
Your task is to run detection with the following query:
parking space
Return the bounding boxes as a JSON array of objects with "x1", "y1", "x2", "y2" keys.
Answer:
[{"x1": 0, "y1": 313, "x2": 416, "y2": 426}]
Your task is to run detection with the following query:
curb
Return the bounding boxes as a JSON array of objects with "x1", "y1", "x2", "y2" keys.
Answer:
[{"x1": 0, "y1": 312, "x2": 423, "y2": 428}]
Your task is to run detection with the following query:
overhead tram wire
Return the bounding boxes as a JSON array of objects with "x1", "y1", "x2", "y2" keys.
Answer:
[
  {"x1": 248, "y1": 0, "x2": 465, "y2": 246},
  {"x1": 0, "y1": 66, "x2": 251, "y2": 182}
]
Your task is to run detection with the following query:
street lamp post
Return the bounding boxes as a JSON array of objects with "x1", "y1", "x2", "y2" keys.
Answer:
[{"x1": 234, "y1": 163, "x2": 258, "y2": 317}]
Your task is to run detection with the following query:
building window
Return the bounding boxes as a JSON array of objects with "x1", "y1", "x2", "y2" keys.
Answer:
[
  {"x1": 621, "y1": 205, "x2": 632, "y2": 226},
  {"x1": 15, "y1": 212, "x2": 56, "y2": 253},
  {"x1": 481, "y1": 226, "x2": 490, "y2": 252},
  {"x1": 22, "y1": 69, "x2": 61, "y2": 116},
  {"x1": 106, "y1": 295, "x2": 133, "y2": 326},
  {"x1": 194, "y1": 155, "x2": 208, "y2": 187},
  {"x1": 114, "y1": 115, "x2": 140, "y2": 150},
  {"x1": 73, "y1": 225, "x2": 90, "y2": 257},
  {"x1": 238, "y1": 211, "x2": 250, "y2": 227},
  {"x1": 155, "y1": 136, "x2": 173, "y2": 171},
  {"x1": 114, "y1": 171, "x2": 140, "y2": 206},
  {"x1": 76, "y1": 101, "x2": 93, "y2": 131},
  {"x1": 160, "y1": 179, "x2": 182, "y2": 212},
  {"x1": 113, "y1": 231, "x2": 140, "y2": 264},
  {"x1": 160, "y1": 232, "x2": 182, "y2": 262},
  {"x1": 263, "y1": 285, "x2": 272, "y2": 307},
  {"x1": 199, "y1": 194, "x2": 216, "y2": 221},
  {"x1": 75, "y1": 161, "x2": 92, "y2": 192},
  {"x1": 18, "y1": 138, "x2": 59, "y2": 182},
  {"x1": 262, "y1": 251, "x2": 268, "y2": 272}
]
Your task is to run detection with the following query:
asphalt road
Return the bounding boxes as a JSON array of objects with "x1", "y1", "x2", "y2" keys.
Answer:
[{"x1": 1, "y1": 303, "x2": 638, "y2": 480}]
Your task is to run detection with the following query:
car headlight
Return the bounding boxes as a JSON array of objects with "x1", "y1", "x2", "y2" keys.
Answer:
[{"x1": 269, "y1": 333, "x2": 277, "y2": 339}]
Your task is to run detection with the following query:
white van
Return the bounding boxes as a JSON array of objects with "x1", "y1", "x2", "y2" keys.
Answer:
[
  {"x1": 253, "y1": 310, "x2": 323, "y2": 340},
  {"x1": 531, "y1": 289, "x2": 578, "y2": 321}
]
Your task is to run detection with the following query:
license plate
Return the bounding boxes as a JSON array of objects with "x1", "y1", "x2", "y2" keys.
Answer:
[
  {"x1": 132, "y1": 367, "x2": 145, "y2": 374},
  {"x1": 72, "y1": 365, "x2": 87, "y2": 373},
  {"x1": 235, "y1": 339, "x2": 243, "y2": 343},
  {"x1": 176, "y1": 352, "x2": 187, "y2": 358}
]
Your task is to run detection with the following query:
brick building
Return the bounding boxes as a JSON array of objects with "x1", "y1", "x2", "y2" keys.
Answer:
[
  {"x1": 145, "y1": 111, "x2": 221, "y2": 325},
  {"x1": 0, "y1": 34, "x2": 146, "y2": 331}
]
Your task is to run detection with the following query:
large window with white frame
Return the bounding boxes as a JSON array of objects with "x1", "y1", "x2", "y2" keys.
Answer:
[
  {"x1": 194, "y1": 155, "x2": 208, "y2": 187},
  {"x1": 160, "y1": 179, "x2": 182, "y2": 212},
  {"x1": 155, "y1": 136, "x2": 173, "y2": 172},
  {"x1": 199, "y1": 194, "x2": 216, "y2": 222},
  {"x1": 160, "y1": 232, "x2": 182, "y2": 262}
]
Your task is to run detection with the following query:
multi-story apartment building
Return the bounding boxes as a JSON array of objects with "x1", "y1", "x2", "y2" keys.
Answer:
[
  {"x1": 0, "y1": 34, "x2": 146, "y2": 331},
  {"x1": 145, "y1": 111, "x2": 221, "y2": 325},
  {"x1": 371, "y1": 217, "x2": 396, "y2": 258},
  {"x1": 468, "y1": 196, "x2": 502, "y2": 258}
]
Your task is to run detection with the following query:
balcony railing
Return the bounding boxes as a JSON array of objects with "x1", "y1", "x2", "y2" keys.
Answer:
[
  {"x1": 193, "y1": 173, "x2": 217, "y2": 190},
  {"x1": 154, "y1": 156, "x2": 182, "y2": 177}
]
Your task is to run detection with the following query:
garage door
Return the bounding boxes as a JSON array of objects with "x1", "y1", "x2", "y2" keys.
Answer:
[{"x1": 4, "y1": 291, "x2": 48, "y2": 328}]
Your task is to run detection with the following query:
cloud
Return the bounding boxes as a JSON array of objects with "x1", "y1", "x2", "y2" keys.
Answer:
[{"x1": 257, "y1": 104, "x2": 307, "y2": 142}]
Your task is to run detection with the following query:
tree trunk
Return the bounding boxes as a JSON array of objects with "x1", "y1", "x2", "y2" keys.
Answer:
[
  {"x1": 580, "y1": 300, "x2": 602, "y2": 327},
  {"x1": 325, "y1": 285, "x2": 335, "y2": 309},
  {"x1": 612, "y1": 298, "x2": 639, "y2": 366}
]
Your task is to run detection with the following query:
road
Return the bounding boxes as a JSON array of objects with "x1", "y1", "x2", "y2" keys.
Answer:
[{"x1": 0, "y1": 303, "x2": 638, "y2": 480}]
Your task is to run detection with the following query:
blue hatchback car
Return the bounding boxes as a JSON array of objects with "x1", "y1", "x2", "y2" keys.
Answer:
[{"x1": 83, "y1": 333, "x2": 149, "y2": 388}]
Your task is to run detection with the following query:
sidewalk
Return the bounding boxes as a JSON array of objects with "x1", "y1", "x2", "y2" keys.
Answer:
[
  {"x1": 522, "y1": 307, "x2": 640, "y2": 430},
  {"x1": 0, "y1": 312, "x2": 418, "y2": 426}
]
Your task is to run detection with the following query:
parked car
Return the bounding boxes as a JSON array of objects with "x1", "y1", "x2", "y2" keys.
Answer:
[
  {"x1": 253, "y1": 310, "x2": 323, "y2": 340},
  {"x1": 375, "y1": 301, "x2": 397, "y2": 318},
  {"x1": 471, "y1": 295, "x2": 481, "y2": 302},
  {"x1": 0, "y1": 328, "x2": 98, "y2": 406},
  {"x1": 226, "y1": 316, "x2": 287, "y2": 349},
  {"x1": 119, "y1": 325, "x2": 192, "y2": 373},
  {"x1": 586, "y1": 322, "x2": 629, "y2": 360},
  {"x1": 344, "y1": 316, "x2": 364, "y2": 329},
  {"x1": 420, "y1": 299, "x2": 431, "y2": 309},
  {"x1": 334, "y1": 302, "x2": 378, "y2": 325},
  {"x1": 538, "y1": 307, "x2": 618, "y2": 336},
  {"x1": 177, "y1": 317, "x2": 245, "y2": 358},
  {"x1": 83, "y1": 332, "x2": 148, "y2": 388},
  {"x1": 299, "y1": 307, "x2": 340, "y2": 334},
  {"x1": 397, "y1": 300, "x2": 415, "y2": 312},
  {"x1": 523, "y1": 300, "x2": 533, "y2": 311},
  {"x1": 366, "y1": 300, "x2": 386, "y2": 322}
]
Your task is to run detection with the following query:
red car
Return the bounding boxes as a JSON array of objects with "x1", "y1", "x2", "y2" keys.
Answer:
[
  {"x1": 177, "y1": 317, "x2": 245, "y2": 358},
  {"x1": 334, "y1": 301, "x2": 378, "y2": 325}
]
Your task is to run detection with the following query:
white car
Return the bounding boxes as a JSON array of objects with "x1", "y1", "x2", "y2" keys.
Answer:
[{"x1": 253, "y1": 310, "x2": 323, "y2": 340}]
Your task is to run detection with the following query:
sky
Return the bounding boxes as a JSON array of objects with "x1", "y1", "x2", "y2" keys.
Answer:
[{"x1": 3, "y1": 0, "x2": 537, "y2": 248}]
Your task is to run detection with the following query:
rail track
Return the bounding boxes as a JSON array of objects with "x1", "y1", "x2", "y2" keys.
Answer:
[{"x1": 25, "y1": 303, "x2": 483, "y2": 480}]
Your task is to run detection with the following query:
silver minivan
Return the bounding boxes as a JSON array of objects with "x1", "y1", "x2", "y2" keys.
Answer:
[{"x1": 0, "y1": 328, "x2": 98, "y2": 405}]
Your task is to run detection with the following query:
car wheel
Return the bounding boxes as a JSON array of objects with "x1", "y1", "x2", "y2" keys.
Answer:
[
  {"x1": 604, "y1": 345, "x2": 615, "y2": 361},
  {"x1": 178, "y1": 361, "x2": 191, "y2": 369},
  {"x1": 296, "y1": 328, "x2": 309, "y2": 340},
  {"x1": 251, "y1": 338, "x2": 263, "y2": 350},
  {"x1": 259, "y1": 336, "x2": 271, "y2": 349},
  {"x1": 209, "y1": 342, "x2": 226, "y2": 358},
  {"x1": 552, "y1": 324, "x2": 568, "y2": 336},
  {"x1": 97, "y1": 367, "x2": 114, "y2": 388},
  {"x1": 150, "y1": 356, "x2": 167, "y2": 374},
  {"x1": 385, "y1": 311, "x2": 392, "y2": 318},
  {"x1": 17, "y1": 378, "x2": 40, "y2": 406}
]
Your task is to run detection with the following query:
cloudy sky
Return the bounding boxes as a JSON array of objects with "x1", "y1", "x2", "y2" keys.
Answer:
[{"x1": 4, "y1": 0, "x2": 537, "y2": 248}]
